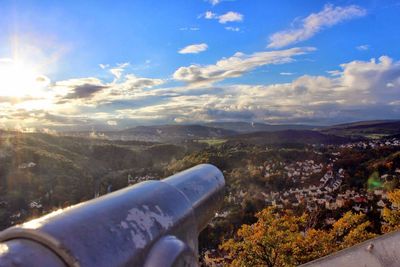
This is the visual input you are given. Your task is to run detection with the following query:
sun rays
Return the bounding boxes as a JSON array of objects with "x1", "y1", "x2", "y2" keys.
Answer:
[{"x1": 0, "y1": 58, "x2": 49, "y2": 97}]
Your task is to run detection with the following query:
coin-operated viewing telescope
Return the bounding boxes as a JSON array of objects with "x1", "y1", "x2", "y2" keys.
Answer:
[{"x1": 0, "y1": 164, "x2": 225, "y2": 267}]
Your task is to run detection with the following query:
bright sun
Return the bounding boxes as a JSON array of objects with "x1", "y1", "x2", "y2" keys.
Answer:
[{"x1": 0, "y1": 59, "x2": 48, "y2": 97}]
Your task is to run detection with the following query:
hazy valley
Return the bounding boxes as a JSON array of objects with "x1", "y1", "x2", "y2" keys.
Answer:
[{"x1": 1, "y1": 120, "x2": 400, "y2": 264}]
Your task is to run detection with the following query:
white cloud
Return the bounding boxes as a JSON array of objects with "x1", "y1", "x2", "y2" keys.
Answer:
[
  {"x1": 3, "y1": 56, "x2": 400, "y2": 128},
  {"x1": 227, "y1": 56, "x2": 400, "y2": 120},
  {"x1": 218, "y1": 11, "x2": 243, "y2": 23},
  {"x1": 327, "y1": 70, "x2": 341, "y2": 76},
  {"x1": 120, "y1": 74, "x2": 164, "y2": 91},
  {"x1": 202, "y1": 11, "x2": 243, "y2": 24},
  {"x1": 51, "y1": 73, "x2": 164, "y2": 107},
  {"x1": 99, "y1": 63, "x2": 109, "y2": 69},
  {"x1": 54, "y1": 77, "x2": 106, "y2": 99},
  {"x1": 204, "y1": 11, "x2": 217, "y2": 19},
  {"x1": 110, "y1": 63, "x2": 130, "y2": 80},
  {"x1": 280, "y1": 72, "x2": 294, "y2": 76},
  {"x1": 125, "y1": 56, "x2": 400, "y2": 125},
  {"x1": 225, "y1": 26, "x2": 240, "y2": 32},
  {"x1": 268, "y1": 4, "x2": 366, "y2": 48},
  {"x1": 356, "y1": 44, "x2": 369, "y2": 51},
  {"x1": 207, "y1": 0, "x2": 220, "y2": 6},
  {"x1": 173, "y1": 47, "x2": 315, "y2": 85},
  {"x1": 178, "y1": 43, "x2": 208, "y2": 54},
  {"x1": 339, "y1": 56, "x2": 400, "y2": 98},
  {"x1": 179, "y1": 27, "x2": 200, "y2": 31}
]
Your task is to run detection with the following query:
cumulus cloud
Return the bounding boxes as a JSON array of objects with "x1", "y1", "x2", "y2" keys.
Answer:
[
  {"x1": 234, "y1": 56, "x2": 400, "y2": 110},
  {"x1": 0, "y1": 65, "x2": 114, "y2": 130},
  {"x1": 356, "y1": 44, "x2": 369, "y2": 51},
  {"x1": 238, "y1": 56, "x2": 399, "y2": 121},
  {"x1": 53, "y1": 78, "x2": 107, "y2": 102},
  {"x1": 339, "y1": 56, "x2": 400, "y2": 101},
  {"x1": 173, "y1": 47, "x2": 315, "y2": 86},
  {"x1": 63, "y1": 84, "x2": 108, "y2": 100},
  {"x1": 116, "y1": 75, "x2": 164, "y2": 95},
  {"x1": 203, "y1": 11, "x2": 243, "y2": 24},
  {"x1": 3, "y1": 55, "x2": 399, "y2": 129},
  {"x1": 268, "y1": 4, "x2": 366, "y2": 48},
  {"x1": 52, "y1": 73, "x2": 164, "y2": 106},
  {"x1": 218, "y1": 11, "x2": 243, "y2": 23},
  {"x1": 178, "y1": 43, "x2": 208, "y2": 54},
  {"x1": 118, "y1": 56, "x2": 400, "y2": 125}
]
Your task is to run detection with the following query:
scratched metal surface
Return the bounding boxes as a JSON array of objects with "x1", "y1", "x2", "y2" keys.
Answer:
[
  {"x1": 300, "y1": 230, "x2": 400, "y2": 267},
  {"x1": 0, "y1": 164, "x2": 225, "y2": 267}
]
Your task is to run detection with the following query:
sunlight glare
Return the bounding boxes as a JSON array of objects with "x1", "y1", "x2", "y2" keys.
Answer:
[{"x1": 0, "y1": 59, "x2": 49, "y2": 97}]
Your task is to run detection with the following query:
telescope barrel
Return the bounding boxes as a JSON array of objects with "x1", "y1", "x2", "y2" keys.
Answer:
[{"x1": 0, "y1": 164, "x2": 225, "y2": 267}]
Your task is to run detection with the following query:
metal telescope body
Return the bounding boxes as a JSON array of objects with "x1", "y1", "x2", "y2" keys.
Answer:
[{"x1": 0, "y1": 164, "x2": 225, "y2": 267}]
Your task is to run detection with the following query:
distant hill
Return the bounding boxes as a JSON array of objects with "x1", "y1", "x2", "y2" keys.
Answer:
[
  {"x1": 204, "y1": 121, "x2": 317, "y2": 133},
  {"x1": 0, "y1": 131, "x2": 182, "y2": 176},
  {"x1": 58, "y1": 120, "x2": 400, "y2": 142},
  {"x1": 228, "y1": 130, "x2": 354, "y2": 145},
  {"x1": 119, "y1": 125, "x2": 236, "y2": 142},
  {"x1": 385, "y1": 133, "x2": 400, "y2": 139},
  {"x1": 64, "y1": 124, "x2": 237, "y2": 142},
  {"x1": 320, "y1": 120, "x2": 400, "y2": 138}
]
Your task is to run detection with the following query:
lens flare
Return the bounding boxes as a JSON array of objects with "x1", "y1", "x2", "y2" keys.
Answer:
[{"x1": 0, "y1": 58, "x2": 49, "y2": 97}]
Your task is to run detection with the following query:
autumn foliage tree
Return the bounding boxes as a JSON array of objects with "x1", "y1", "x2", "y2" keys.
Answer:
[
  {"x1": 220, "y1": 207, "x2": 308, "y2": 267},
  {"x1": 330, "y1": 211, "x2": 376, "y2": 250},
  {"x1": 220, "y1": 207, "x2": 376, "y2": 267},
  {"x1": 381, "y1": 189, "x2": 400, "y2": 233}
]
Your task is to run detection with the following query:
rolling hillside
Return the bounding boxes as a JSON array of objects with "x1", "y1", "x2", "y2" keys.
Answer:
[
  {"x1": 204, "y1": 121, "x2": 317, "y2": 133},
  {"x1": 320, "y1": 120, "x2": 400, "y2": 138},
  {"x1": 64, "y1": 125, "x2": 236, "y2": 142},
  {"x1": 120, "y1": 125, "x2": 236, "y2": 141},
  {"x1": 228, "y1": 130, "x2": 354, "y2": 145},
  {"x1": 0, "y1": 131, "x2": 188, "y2": 228}
]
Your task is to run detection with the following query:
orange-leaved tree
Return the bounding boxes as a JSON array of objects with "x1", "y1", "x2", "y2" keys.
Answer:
[
  {"x1": 330, "y1": 211, "x2": 376, "y2": 249},
  {"x1": 381, "y1": 189, "x2": 400, "y2": 233},
  {"x1": 220, "y1": 208, "x2": 376, "y2": 267},
  {"x1": 220, "y1": 207, "x2": 308, "y2": 267}
]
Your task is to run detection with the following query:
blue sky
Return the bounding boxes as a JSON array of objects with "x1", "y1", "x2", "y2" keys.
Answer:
[{"x1": 0, "y1": 0, "x2": 399, "y2": 130}]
